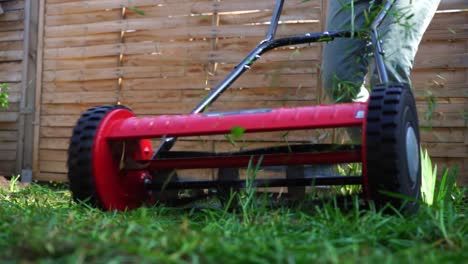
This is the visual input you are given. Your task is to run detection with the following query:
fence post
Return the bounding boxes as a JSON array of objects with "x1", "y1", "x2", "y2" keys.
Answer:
[
  {"x1": 32, "y1": 0, "x2": 45, "y2": 181},
  {"x1": 17, "y1": 0, "x2": 31, "y2": 180}
]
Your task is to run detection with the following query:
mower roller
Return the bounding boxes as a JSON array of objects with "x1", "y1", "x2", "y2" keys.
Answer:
[{"x1": 67, "y1": 0, "x2": 421, "y2": 212}]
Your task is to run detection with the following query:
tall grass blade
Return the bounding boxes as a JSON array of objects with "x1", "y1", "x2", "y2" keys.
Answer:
[
  {"x1": 435, "y1": 165, "x2": 459, "y2": 204},
  {"x1": 420, "y1": 149, "x2": 436, "y2": 205}
]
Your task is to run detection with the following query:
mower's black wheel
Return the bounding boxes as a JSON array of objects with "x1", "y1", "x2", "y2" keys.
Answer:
[
  {"x1": 366, "y1": 84, "x2": 421, "y2": 212},
  {"x1": 68, "y1": 105, "x2": 126, "y2": 209},
  {"x1": 68, "y1": 105, "x2": 160, "y2": 210}
]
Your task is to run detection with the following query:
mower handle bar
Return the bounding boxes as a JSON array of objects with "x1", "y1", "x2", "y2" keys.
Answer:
[{"x1": 152, "y1": 0, "x2": 396, "y2": 159}]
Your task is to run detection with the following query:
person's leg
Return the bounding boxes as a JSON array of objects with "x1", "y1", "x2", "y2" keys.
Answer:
[
  {"x1": 322, "y1": 0, "x2": 376, "y2": 143},
  {"x1": 322, "y1": 0, "x2": 441, "y2": 140},
  {"x1": 370, "y1": 0, "x2": 441, "y2": 86},
  {"x1": 314, "y1": 0, "x2": 442, "y2": 187},
  {"x1": 296, "y1": 1, "x2": 371, "y2": 185},
  {"x1": 323, "y1": 0, "x2": 441, "y2": 95},
  {"x1": 321, "y1": 0, "x2": 374, "y2": 103}
]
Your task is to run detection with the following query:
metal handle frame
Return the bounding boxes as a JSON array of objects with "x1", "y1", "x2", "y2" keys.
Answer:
[{"x1": 152, "y1": 0, "x2": 395, "y2": 159}]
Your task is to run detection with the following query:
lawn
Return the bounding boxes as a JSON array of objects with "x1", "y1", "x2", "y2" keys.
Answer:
[{"x1": 0, "y1": 175, "x2": 466, "y2": 264}]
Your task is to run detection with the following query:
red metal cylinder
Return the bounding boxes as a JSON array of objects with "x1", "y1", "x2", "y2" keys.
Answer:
[{"x1": 106, "y1": 103, "x2": 367, "y2": 140}]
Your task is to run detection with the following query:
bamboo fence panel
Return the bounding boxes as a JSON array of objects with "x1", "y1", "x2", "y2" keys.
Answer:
[
  {"x1": 0, "y1": 0, "x2": 25, "y2": 176},
  {"x1": 31, "y1": 0, "x2": 467, "y2": 184}
]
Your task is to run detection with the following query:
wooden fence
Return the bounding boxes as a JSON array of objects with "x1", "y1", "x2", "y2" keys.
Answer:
[
  {"x1": 0, "y1": 0, "x2": 37, "y2": 180},
  {"x1": 0, "y1": 0, "x2": 466, "y2": 184},
  {"x1": 0, "y1": 0, "x2": 24, "y2": 176}
]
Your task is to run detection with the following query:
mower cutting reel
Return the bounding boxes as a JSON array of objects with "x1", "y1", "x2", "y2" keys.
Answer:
[{"x1": 67, "y1": 0, "x2": 421, "y2": 212}]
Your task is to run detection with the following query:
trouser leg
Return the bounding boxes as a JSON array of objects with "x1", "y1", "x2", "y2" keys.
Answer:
[
  {"x1": 321, "y1": 0, "x2": 374, "y2": 103},
  {"x1": 322, "y1": 0, "x2": 441, "y2": 100},
  {"x1": 370, "y1": 0, "x2": 441, "y2": 86},
  {"x1": 322, "y1": 0, "x2": 375, "y2": 142},
  {"x1": 321, "y1": 0, "x2": 440, "y2": 142}
]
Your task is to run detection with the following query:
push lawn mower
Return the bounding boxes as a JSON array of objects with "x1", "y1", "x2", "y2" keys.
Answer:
[{"x1": 67, "y1": 0, "x2": 421, "y2": 212}]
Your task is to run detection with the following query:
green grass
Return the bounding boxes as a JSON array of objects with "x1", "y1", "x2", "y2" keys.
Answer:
[
  {"x1": 0, "y1": 83, "x2": 9, "y2": 109},
  {"x1": 0, "y1": 179, "x2": 466, "y2": 264}
]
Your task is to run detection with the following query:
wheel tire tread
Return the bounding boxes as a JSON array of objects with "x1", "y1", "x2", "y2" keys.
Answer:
[
  {"x1": 67, "y1": 105, "x2": 129, "y2": 208},
  {"x1": 366, "y1": 84, "x2": 421, "y2": 212}
]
